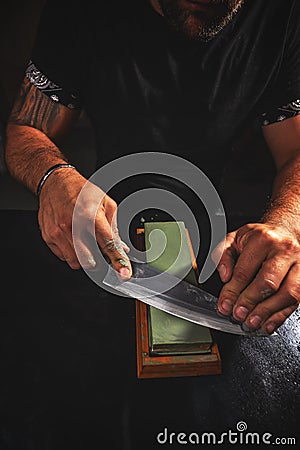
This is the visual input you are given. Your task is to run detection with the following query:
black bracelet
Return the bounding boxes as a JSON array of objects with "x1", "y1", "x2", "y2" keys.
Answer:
[{"x1": 36, "y1": 163, "x2": 76, "y2": 196}]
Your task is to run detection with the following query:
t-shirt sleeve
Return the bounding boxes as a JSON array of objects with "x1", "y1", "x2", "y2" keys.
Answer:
[
  {"x1": 27, "y1": 0, "x2": 83, "y2": 109},
  {"x1": 261, "y1": 0, "x2": 300, "y2": 126},
  {"x1": 261, "y1": 99, "x2": 300, "y2": 127}
]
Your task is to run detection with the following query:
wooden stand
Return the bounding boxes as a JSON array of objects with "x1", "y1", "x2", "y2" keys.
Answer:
[
  {"x1": 134, "y1": 227, "x2": 222, "y2": 379},
  {"x1": 136, "y1": 300, "x2": 221, "y2": 378}
]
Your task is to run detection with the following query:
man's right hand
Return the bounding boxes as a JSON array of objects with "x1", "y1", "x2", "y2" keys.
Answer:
[
  {"x1": 38, "y1": 167, "x2": 132, "y2": 277},
  {"x1": 5, "y1": 76, "x2": 132, "y2": 277}
]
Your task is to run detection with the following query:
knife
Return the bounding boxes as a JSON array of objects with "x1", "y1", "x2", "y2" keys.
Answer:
[{"x1": 103, "y1": 260, "x2": 272, "y2": 337}]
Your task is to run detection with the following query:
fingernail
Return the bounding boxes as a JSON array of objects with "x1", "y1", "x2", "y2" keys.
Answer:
[
  {"x1": 241, "y1": 322, "x2": 252, "y2": 332},
  {"x1": 234, "y1": 306, "x2": 249, "y2": 321},
  {"x1": 219, "y1": 264, "x2": 227, "y2": 281},
  {"x1": 118, "y1": 267, "x2": 131, "y2": 279},
  {"x1": 249, "y1": 315, "x2": 262, "y2": 329},
  {"x1": 266, "y1": 322, "x2": 276, "y2": 335},
  {"x1": 220, "y1": 299, "x2": 232, "y2": 314},
  {"x1": 87, "y1": 256, "x2": 96, "y2": 267},
  {"x1": 119, "y1": 258, "x2": 130, "y2": 267}
]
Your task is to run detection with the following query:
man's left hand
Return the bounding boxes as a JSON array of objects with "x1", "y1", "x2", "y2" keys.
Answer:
[{"x1": 213, "y1": 223, "x2": 300, "y2": 334}]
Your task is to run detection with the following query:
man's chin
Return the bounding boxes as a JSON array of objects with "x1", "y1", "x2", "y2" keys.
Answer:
[
  {"x1": 163, "y1": 13, "x2": 227, "y2": 41},
  {"x1": 158, "y1": 0, "x2": 244, "y2": 42},
  {"x1": 175, "y1": 14, "x2": 225, "y2": 41}
]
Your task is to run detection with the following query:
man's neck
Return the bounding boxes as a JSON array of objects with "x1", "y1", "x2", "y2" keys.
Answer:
[{"x1": 149, "y1": 0, "x2": 164, "y2": 16}]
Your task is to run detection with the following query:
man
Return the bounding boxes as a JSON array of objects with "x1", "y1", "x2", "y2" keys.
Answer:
[{"x1": 5, "y1": 0, "x2": 300, "y2": 335}]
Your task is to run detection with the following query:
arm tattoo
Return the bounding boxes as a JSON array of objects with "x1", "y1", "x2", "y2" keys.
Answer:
[
  {"x1": 6, "y1": 77, "x2": 80, "y2": 192},
  {"x1": 9, "y1": 77, "x2": 79, "y2": 139}
]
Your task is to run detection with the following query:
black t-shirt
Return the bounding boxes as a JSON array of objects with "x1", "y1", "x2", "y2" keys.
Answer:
[{"x1": 28, "y1": 0, "x2": 300, "y2": 218}]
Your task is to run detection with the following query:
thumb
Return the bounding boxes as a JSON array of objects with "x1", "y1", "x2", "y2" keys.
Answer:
[
  {"x1": 212, "y1": 231, "x2": 237, "y2": 283},
  {"x1": 95, "y1": 215, "x2": 132, "y2": 279}
]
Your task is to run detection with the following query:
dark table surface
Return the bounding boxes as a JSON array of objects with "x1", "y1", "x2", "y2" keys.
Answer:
[{"x1": 0, "y1": 209, "x2": 299, "y2": 450}]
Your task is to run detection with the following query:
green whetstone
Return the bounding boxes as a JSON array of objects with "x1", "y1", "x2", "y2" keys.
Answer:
[{"x1": 144, "y1": 221, "x2": 213, "y2": 356}]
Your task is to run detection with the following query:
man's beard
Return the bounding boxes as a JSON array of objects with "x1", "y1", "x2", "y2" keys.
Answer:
[{"x1": 158, "y1": 0, "x2": 244, "y2": 41}]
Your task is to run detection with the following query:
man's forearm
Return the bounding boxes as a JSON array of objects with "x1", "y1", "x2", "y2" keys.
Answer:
[
  {"x1": 262, "y1": 152, "x2": 300, "y2": 238},
  {"x1": 5, "y1": 124, "x2": 69, "y2": 194}
]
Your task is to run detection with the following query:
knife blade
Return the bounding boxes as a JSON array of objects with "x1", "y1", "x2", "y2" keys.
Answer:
[{"x1": 103, "y1": 261, "x2": 271, "y2": 336}]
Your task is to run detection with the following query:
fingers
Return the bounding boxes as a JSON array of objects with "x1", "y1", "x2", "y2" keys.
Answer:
[
  {"x1": 218, "y1": 238, "x2": 269, "y2": 315},
  {"x1": 45, "y1": 216, "x2": 131, "y2": 275},
  {"x1": 47, "y1": 242, "x2": 80, "y2": 269},
  {"x1": 47, "y1": 243, "x2": 66, "y2": 262},
  {"x1": 239, "y1": 262, "x2": 300, "y2": 333},
  {"x1": 40, "y1": 221, "x2": 82, "y2": 270},
  {"x1": 215, "y1": 223, "x2": 300, "y2": 334},
  {"x1": 263, "y1": 304, "x2": 298, "y2": 335},
  {"x1": 40, "y1": 219, "x2": 99, "y2": 271},
  {"x1": 39, "y1": 184, "x2": 132, "y2": 275},
  {"x1": 231, "y1": 255, "x2": 292, "y2": 322},
  {"x1": 70, "y1": 238, "x2": 97, "y2": 270}
]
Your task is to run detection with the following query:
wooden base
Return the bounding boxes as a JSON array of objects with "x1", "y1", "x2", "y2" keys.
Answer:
[{"x1": 135, "y1": 300, "x2": 222, "y2": 379}]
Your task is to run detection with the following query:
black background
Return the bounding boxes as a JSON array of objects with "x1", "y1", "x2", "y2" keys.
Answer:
[{"x1": 0, "y1": 2, "x2": 299, "y2": 449}]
